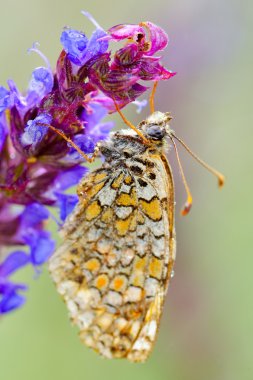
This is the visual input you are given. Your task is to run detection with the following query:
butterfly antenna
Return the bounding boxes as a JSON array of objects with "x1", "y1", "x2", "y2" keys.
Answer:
[
  {"x1": 113, "y1": 99, "x2": 149, "y2": 143},
  {"x1": 170, "y1": 137, "x2": 193, "y2": 215},
  {"x1": 149, "y1": 81, "x2": 158, "y2": 114},
  {"x1": 37, "y1": 123, "x2": 95, "y2": 163},
  {"x1": 171, "y1": 132, "x2": 225, "y2": 188}
]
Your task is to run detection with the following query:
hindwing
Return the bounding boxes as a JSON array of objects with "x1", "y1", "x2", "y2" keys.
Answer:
[{"x1": 49, "y1": 153, "x2": 175, "y2": 362}]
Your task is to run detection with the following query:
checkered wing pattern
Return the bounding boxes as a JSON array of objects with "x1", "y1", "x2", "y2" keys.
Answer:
[{"x1": 49, "y1": 153, "x2": 175, "y2": 362}]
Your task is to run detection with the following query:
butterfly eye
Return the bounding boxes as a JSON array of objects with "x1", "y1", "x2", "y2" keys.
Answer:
[{"x1": 146, "y1": 124, "x2": 166, "y2": 140}]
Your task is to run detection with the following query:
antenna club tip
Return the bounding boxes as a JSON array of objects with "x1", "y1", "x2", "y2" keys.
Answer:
[
  {"x1": 218, "y1": 175, "x2": 225, "y2": 188},
  {"x1": 181, "y1": 202, "x2": 192, "y2": 216}
]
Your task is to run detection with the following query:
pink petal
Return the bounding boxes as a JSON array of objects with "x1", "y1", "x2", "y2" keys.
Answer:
[
  {"x1": 140, "y1": 22, "x2": 169, "y2": 55},
  {"x1": 107, "y1": 24, "x2": 145, "y2": 41}
]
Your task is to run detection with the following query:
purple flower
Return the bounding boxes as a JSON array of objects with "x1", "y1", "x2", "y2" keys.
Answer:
[
  {"x1": 21, "y1": 113, "x2": 52, "y2": 147},
  {"x1": 25, "y1": 230, "x2": 55, "y2": 266},
  {"x1": 0, "y1": 115, "x2": 7, "y2": 151},
  {"x1": 54, "y1": 166, "x2": 88, "y2": 191},
  {"x1": 60, "y1": 12, "x2": 108, "y2": 66},
  {"x1": 0, "y1": 12, "x2": 175, "y2": 315},
  {"x1": 0, "y1": 204, "x2": 54, "y2": 263},
  {"x1": 132, "y1": 99, "x2": 148, "y2": 113},
  {"x1": 0, "y1": 282, "x2": 27, "y2": 314},
  {"x1": 72, "y1": 134, "x2": 95, "y2": 155},
  {"x1": 80, "y1": 101, "x2": 114, "y2": 143},
  {"x1": 60, "y1": 29, "x2": 89, "y2": 65},
  {"x1": 27, "y1": 67, "x2": 54, "y2": 105},
  {"x1": 0, "y1": 86, "x2": 11, "y2": 114},
  {"x1": 55, "y1": 192, "x2": 78, "y2": 222}
]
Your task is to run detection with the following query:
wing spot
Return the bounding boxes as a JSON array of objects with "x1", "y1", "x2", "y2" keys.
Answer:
[
  {"x1": 111, "y1": 173, "x2": 124, "y2": 189},
  {"x1": 94, "y1": 171, "x2": 108, "y2": 182},
  {"x1": 148, "y1": 172, "x2": 156, "y2": 180},
  {"x1": 85, "y1": 200, "x2": 102, "y2": 221},
  {"x1": 137, "y1": 178, "x2": 148, "y2": 187},
  {"x1": 110, "y1": 275, "x2": 128, "y2": 292},
  {"x1": 131, "y1": 273, "x2": 145, "y2": 287},
  {"x1": 139, "y1": 197, "x2": 162, "y2": 221},
  {"x1": 124, "y1": 174, "x2": 134, "y2": 185},
  {"x1": 101, "y1": 207, "x2": 113, "y2": 223},
  {"x1": 116, "y1": 188, "x2": 137, "y2": 207},
  {"x1": 149, "y1": 257, "x2": 163, "y2": 280},
  {"x1": 130, "y1": 165, "x2": 143, "y2": 175},
  {"x1": 134, "y1": 256, "x2": 147, "y2": 271},
  {"x1": 84, "y1": 258, "x2": 101, "y2": 272},
  {"x1": 115, "y1": 215, "x2": 133, "y2": 236},
  {"x1": 94, "y1": 274, "x2": 109, "y2": 290},
  {"x1": 86, "y1": 181, "x2": 105, "y2": 198}
]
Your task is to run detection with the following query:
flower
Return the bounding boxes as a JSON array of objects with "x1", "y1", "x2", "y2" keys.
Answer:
[
  {"x1": 21, "y1": 113, "x2": 52, "y2": 149},
  {"x1": 57, "y1": 13, "x2": 175, "y2": 108},
  {"x1": 60, "y1": 28, "x2": 108, "y2": 66},
  {"x1": 0, "y1": 251, "x2": 29, "y2": 313},
  {"x1": 0, "y1": 11, "x2": 175, "y2": 314},
  {"x1": 0, "y1": 86, "x2": 11, "y2": 114},
  {"x1": 55, "y1": 193, "x2": 79, "y2": 222}
]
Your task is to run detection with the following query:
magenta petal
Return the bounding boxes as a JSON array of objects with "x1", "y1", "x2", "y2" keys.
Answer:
[
  {"x1": 140, "y1": 22, "x2": 169, "y2": 55},
  {"x1": 107, "y1": 24, "x2": 145, "y2": 41},
  {"x1": 138, "y1": 57, "x2": 176, "y2": 81}
]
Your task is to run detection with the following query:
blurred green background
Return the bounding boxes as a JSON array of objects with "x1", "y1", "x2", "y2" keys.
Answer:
[{"x1": 1, "y1": 0, "x2": 252, "y2": 379}]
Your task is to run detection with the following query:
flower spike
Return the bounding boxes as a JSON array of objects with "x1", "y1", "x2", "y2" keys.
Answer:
[{"x1": 0, "y1": 12, "x2": 175, "y2": 314}]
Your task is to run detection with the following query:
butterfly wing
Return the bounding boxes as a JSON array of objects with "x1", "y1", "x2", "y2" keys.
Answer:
[{"x1": 49, "y1": 153, "x2": 175, "y2": 362}]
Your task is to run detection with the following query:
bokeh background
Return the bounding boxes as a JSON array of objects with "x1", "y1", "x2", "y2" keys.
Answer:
[{"x1": 1, "y1": 1, "x2": 252, "y2": 379}]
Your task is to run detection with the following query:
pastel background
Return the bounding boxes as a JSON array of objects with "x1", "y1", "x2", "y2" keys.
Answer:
[{"x1": 0, "y1": 1, "x2": 251, "y2": 379}]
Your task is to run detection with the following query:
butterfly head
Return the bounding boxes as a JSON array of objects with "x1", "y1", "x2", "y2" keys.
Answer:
[{"x1": 138, "y1": 111, "x2": 172, "y2": 142}]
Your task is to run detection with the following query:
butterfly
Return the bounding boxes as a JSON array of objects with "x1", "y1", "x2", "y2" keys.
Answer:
[{"x1": 49, "y1": 84, "x2": 224, "y2": 362}]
